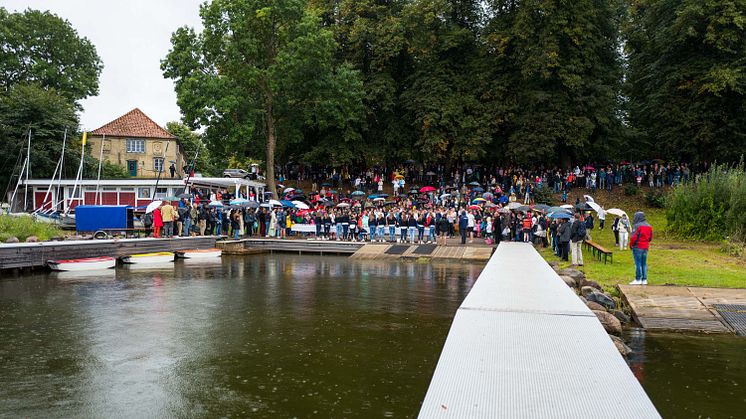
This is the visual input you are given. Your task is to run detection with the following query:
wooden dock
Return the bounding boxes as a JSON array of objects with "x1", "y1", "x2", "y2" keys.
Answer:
[
  {"x1": 350, "y1": 243, "x2": 494, "y2": 262},
  {"x1": 0, "y1": 236, "x2": 217, "y2": 270},
  {"x1": 619, "y1": 285, "x2": 746, "y2": 334}
]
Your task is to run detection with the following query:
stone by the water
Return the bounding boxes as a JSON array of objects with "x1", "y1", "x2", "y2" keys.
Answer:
[
  {"x1": 25, "y1": 236, "x2": 39, "y2": 243},
  {"x1": 558, "y1": 268, "x2": 585, "y2": 280},
  {"x1": 560, "y1": 275, "x2": 576, "y2": 288},
  {"x1": 611, "y1": 309, "x2": 631, "y2": 324},
  {"x1": 580, "y1": 286, "x2": 596, "y2": 298},
  {"x1": 579, "y1": 278, "x2": 602, "y2": 291},
  {"x1": 587, "y1": 291, "x2": 617, "y2": 310},
  {"x1": 609, "y1": 335, "x2": 632, "y2": 356},
  {"x1": 586, "y1": 301, "x2": 606, "y2": 311},
  {"x1": 5, "y1": 237, "x2": 19, "y2": 243},
  {"x1": 593, "y1": 310, "x2": 623, "y2": 335}
]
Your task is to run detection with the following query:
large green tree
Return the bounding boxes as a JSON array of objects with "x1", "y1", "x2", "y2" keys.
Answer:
[
  {"x1": 0, "y1": 7, "x2": 102, "y2": 103},
  {"x1": 162, "y1": 0, "x2": 364, "y2": 197},
  {"x1": 165, "y1": 121, "x2": 217, "y2": 176},
  {"x1": 624, "y1": 0, "x2": 746, "y2": 162}
]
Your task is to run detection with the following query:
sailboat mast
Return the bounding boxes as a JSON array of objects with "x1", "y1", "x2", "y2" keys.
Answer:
[
  {"x1": 95, "y1": 134, "x2": 105, "y2": 205},
  {"x1": 65, "y1": 132, "x2": 86, "y2": 215},
  {"x1": 24, "y1": 130, "x2": 31, "y2": 211}
]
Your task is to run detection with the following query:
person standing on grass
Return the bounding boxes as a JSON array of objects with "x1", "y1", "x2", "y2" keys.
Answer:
[
  {"x1": 618, "y1": 214, "x2": 631, "y2": 250},
  {"x1": 558, "y1": 218, "x2": 571, "y2": 261},
  {"x1": 629, "y1": 211, "x2": 653, "y2": 285},
  {"x1": 570, "y1": 212, "x2": 585, "y2": 266},
  {"x1": 612, "y1": 216, "x2": 620, "y2": 246}
]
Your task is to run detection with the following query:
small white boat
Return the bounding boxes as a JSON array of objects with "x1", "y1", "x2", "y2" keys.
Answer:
[
  {"x1": 48, "y1": 256, "x2": 116, "y2": 271},
  {"x1": 175, "y1": 248, "x2": 222, "y2": 259},
  {"x1": 121, "y1": 252, "x2": 175, "y2": 264}
]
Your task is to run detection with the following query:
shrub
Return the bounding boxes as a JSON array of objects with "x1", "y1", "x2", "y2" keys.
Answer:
[
  {"x1": 624, "y1": 184, "x2": 640, "y2": 196},
  {"x1": 0, "y1": 215, "x2": 63, "y2": 242},
  {"x1": 666, "y1": 163, "x2": 746, "y2": 243},
  {"x1": 532, "y1": 186, "x2": 554, "y2": 205},
  {"x1": 644, "y1": 189, "x2": 667, "y2": 208}
]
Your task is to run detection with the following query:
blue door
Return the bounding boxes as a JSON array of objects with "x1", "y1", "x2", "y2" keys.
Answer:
[{"x1": 127, "y1": 160, "x2": 138, "y2": 177}]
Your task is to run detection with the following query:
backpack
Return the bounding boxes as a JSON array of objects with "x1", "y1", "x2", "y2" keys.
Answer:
[
  {"x1": 576, "y1": 220, "x2": 587, "y2": 239},
  {"x1": 143, "y1": 212, "x2": 153, "y2": 228}
]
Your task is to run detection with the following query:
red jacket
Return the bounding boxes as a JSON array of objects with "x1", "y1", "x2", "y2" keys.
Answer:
[{"x1": 630, "y1": 225, "x2": 652, "y2": 250}]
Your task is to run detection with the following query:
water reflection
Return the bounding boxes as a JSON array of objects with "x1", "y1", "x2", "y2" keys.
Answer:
[{"x1": 0, "y1": 255, "x2": 479, "y2": 418}]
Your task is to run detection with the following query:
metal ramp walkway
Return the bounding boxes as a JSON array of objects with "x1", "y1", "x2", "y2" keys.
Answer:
[{"x1": 419, "y1": 242, "x2": 660, "y2": 418}]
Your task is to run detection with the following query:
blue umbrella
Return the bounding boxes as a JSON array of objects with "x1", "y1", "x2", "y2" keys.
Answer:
[
  {"x1": 279, "y1": 200, "x2": 296, "y2": 208},
  {"x1": 549, "y1": 211, "x2": 572, "y2": 219},
  {"x1": 351, "y1": 191, "x2": 365, "y2": 196},
  {"x1": 368, "y1": 194, "x2": 380, "y2": 199},
  {"x1": 472, "y1": 186, "x2": 484, "y2": 193},
  {"x1": 230, "y1": 198, "x2": 249, "y2": 206}
]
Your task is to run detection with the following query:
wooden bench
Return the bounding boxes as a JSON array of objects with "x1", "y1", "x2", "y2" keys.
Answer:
[{"x1": 583, "y1": 240, "x2": 613, "y2": 264}]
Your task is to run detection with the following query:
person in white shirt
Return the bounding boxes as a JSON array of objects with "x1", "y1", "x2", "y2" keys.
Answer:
[{"x1": 466, "y1": 211, "x2": 476, "y2": 243}]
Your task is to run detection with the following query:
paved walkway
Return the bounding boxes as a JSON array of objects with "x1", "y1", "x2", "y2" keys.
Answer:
[
  {"x1": 419, "y1": 242, "x2": 660, "y2": 418},
  {"x1": 619, "y1": 285, "x2": 746, "y2": 334}
]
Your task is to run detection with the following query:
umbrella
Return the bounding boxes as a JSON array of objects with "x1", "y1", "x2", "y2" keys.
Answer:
[
  {"x1": 405, "y1": 159, "x2": 416, "y2": 164},
  {"x1": 499, "y1": 196, "x2": 509, "y2": 204},
  {"x1": 283, "y1": 187, "x2": 295, "y2": 193},
  {"x1": 394, "y1": 174, "x2": 404, "y2": 180},
  {"x1": 368, "y1": 194, "x2": 380, "y2": 199},
  {"x1": 584, "y1": 194, "x2": 595, "y2": 203},
  {"x1": 468, "y1": 205, "x2": 481, "y2": 210},
  {"x1": 208, "y1": 200, "x2": 224, "y2": 207},
  {"x1": 471, "y1": 186, "x2": 484, "y2": 193},
  {"x1": 292, "y1": 201, "x2": 309, "y2": 210},
  {"x1": 517, "y1": 205, "x2": 531, "y2": 213},
  {"x1": 161, "y1": 196, "x2": 180, "y2": 201},
  {"x1": 352, "y1": 195, "x2": 365, "y2": 201},
  {"x1": 230, "y1": 198, "x2": 250, "y2": 206},
  {"x1": 587, "y1": 201, "x2": 602, "y2": 213},
  {"x1": 440, "y1": 193, "x2": 451, "y2": 199},
  {"x1": 583, "y1": 165, "x2": 596, "y2": 171},
  {"x1": 259, "y1": 203, "x2": 271, "y2": 208},
  {"x1": 607, "y1": 208, "x2": 628, "y2": 218},
  {"x1": 279, "y1": 200, "x2": 295, "y2": 208},
  {"x1": 420, "y1": 186, "x2": 436, "y2": 193},
  {"x1": 321, "y1": 182, "x2": 332, "y2": 187},
  {"x1": 548, "y1": 206, "x2": 572, "y2": 214},
  {"x1": 264, "y1": 191, "x2": 274, "y2": 196},
  {"x1": 426, "y1": 171, "x2": 436, "y2": 176},
  {"x1": 177, "y1": 193, "x2": 192, "y2": 199},
  {"x1": 549, "y1": 212, "x2": 572, "y2": 219},
  {"x1": 247, "y1": 201, "x2": 260, "y2": 209},
  {"x1": 533, "y1": 204, "x2": 550, "y2": 212},
  {"x1": 485, "y1": 202, "x2": 497, "y2": 208},
  {"x1": 269, "y1": 199, "x2": 282, "y2": 207},
  {"x1": 324, "y1": 201, "x2": 335, "y2": 207},
  {"x1": 472, "y1": 197, "x2": 487, "y2": 203},
  {"x1": 329, "y1": 190, "x2": 338, "y2": 194},
  {"x1": 408, "y1": 190, "x2": 420, "y2": 195},
  {"x1": 482, "y1": 192, "x2": 494, "y2": 199},
  {"x1": 351, "y1": 191, "x2": 365, "y2": 196},
  {"x1": 468, "y1": 181, "x2": 481, "y2": 186},
  {"x1": 145, "y1": 201, "x2": 162, "y2": 214},
  {"x1": 336, "y1": 202, "x2": 350, "y2": 208},
  {"x1": 560, "y1": 204, "x2": 574, "y2": 209},
  {"x1": 376, "y1": 193, "x2": 389, "y2": 198},
  {"x1": 576, "y1": 203, "x2": 594, "y2": 211},
  {"x1": 506, "y1": 202, "x2": 522, "y2": 210},
  {"x1": 373, "y1": 197, "x2": 386, "y2": 202},
  {"x1": 498, "y1": 207, "x2": 511, "y2": 213},
  {"x1": 384, "y1": 201, "x2": 397, "y2": 206}
]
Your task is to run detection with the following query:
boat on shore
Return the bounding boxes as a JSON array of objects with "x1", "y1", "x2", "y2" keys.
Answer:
[
  {"x1": 121, "y1": 252, "x2": 174, "y2": 264},
  {"x1": 175, "y1": 249, "x2": 222, "y2": 259},
  {"x1": 47, "y1": 256, "x2": 116, "y2": 271}
]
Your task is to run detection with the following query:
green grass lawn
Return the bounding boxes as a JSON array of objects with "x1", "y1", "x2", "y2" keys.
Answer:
[
  {"x1": 0, "y1": 215, "x2": 63, "y2": 242},
  {"x1": 538, "y1": 190, "x2": 746, "y2": 291}
]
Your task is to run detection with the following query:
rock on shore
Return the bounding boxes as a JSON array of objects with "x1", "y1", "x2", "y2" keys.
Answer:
[{"x1": 593, "y1": 310, "x2": 623, "y2": 335}]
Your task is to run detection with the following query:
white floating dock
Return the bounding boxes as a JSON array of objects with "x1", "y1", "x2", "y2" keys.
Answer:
[{"x1": 419, "y1": 242, "x2": 660, "y2": 418}]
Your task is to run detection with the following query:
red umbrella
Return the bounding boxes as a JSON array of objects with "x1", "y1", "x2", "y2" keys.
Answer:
[
  {"x1": 420, "y1": 186, "x2": 436, "y2": 193},
  {"x1": 583, "y1": 165, "x2": 596, "y2": 171}
]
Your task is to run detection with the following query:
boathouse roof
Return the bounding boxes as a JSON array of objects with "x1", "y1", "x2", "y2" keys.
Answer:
[{"x1": 90, "y1": 108, "x2": 176, "y2": 140}]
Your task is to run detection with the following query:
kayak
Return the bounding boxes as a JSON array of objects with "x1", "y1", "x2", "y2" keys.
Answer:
[
  {"x1": 48, "y1": 256, "x2": 116, "y2": 271},
  {"x1": 175, "y1": 249, "x2": 222, "y2": 259},
  {"x1": 121, "y1": 252, "x2": 175, "y2": 264}
]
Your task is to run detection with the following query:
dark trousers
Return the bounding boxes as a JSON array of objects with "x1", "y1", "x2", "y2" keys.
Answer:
[
  {"x1": 460, "y1": 228, "x2": 467, "y2": 244},
  {"x1": 613, "y1": 230, "x2": 619, "y2": 245},
  {"x1": 560, "y1": 242, "x2": 570, "y2": 261}
]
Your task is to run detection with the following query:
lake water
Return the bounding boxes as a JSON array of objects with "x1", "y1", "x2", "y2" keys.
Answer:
[{"x1": 1, "y1": 255, "x2": 744, "y2": 418}]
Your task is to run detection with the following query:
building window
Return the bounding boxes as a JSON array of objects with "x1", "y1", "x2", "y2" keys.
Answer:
[
  {"x1": 154, "y1": 187, "x2": 168, "y2": 199},
  {"x1": 137, "y1": 187, "x2": 152, "y2": 199},
  {"x1": 126, "y1": 139, "x2": 145, "y2": 153},
  {"x1": 153, "y1": 157, "x2": 164, "y2": 173},
  {"x1": 67, "y1": 187, "x2": 81, "y2": 199}
]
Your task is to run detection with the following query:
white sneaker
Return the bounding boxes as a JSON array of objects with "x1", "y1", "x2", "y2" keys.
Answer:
[
  {"x1": 629, "y1": 280, "x2": 642, "y2": 285},
  {"x1": 641, "y1": 280, "x2": 648, "y2": 285}
]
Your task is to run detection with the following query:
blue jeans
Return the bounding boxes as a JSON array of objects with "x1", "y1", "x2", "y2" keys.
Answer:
[
  {"x1": 633, "y1": 248, "x2": 648, "y2": 280},
  {"x1": 182, "y1": 218, "x2": 191, "y2": 236},
  {"x1": 389, "y1": 226, "x2": 395, "y2": 241},
  {"x1": 429, "y1": 226, "x2": 436, "y2": 242},
  {"x1": 377, "y1": 225, "x2": 385, "y2": 240},
  {"x1": 233, "y1": 228, "x2": 240, "y2": 239},
  {"x1": 409, "y1": 226, "x2": 417, "y2": 242},
  {"x1": 215, "y1": 222, "x2": 222, "y2": 236}
]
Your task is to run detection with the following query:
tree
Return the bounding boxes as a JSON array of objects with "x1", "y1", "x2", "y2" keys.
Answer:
[
  {"x1": 165, "y1": 121, "x2": 217, "y2": 176},
  {"x1": 624, "y1": 0, "x2": 746, "y2": 162},
  {"x1": 162, "y1": 0, "x2": 364, "y2": 197},
  {"x1": 0, "y1": 7, "x2": 102, "y2": 103}
]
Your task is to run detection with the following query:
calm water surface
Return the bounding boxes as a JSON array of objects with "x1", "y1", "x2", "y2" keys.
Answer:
[
  {"x1": 1, "y1": 255, "x2": 745, "y2": 418},
  {"x1": 0, "y1": 255, "x2": 479, "y2": 418}
]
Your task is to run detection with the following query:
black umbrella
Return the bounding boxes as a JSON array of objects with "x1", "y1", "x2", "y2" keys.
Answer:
[
  {"x1": 384, "y1": 201, "x2": 397, "y2": 206},
  {"x1": 576, "y1": 203, "x2": 593, "y2": 211},
  {"x1": 324, "y1": 201, "x2": 335, "y2": 207}
]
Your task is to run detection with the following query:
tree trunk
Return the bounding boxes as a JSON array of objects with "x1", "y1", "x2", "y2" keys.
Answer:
[{"x1": 264, "y1": 88, "x2": 278, "y2": 199}]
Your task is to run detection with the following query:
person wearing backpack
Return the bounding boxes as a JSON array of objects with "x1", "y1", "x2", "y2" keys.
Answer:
[{"x1": 570, "y1": 212, "x2": 585, "y2": 266}]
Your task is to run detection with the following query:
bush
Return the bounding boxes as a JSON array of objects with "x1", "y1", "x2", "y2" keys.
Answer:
[
  {"x1": 644, "y1": 189, "x2": 667, "y2": 208},
  {"x1": 666, "y1": 163, "x2": 746, "y2": 243},
  {"x1": 532, "y1": 186, "x2": 554, "y2": 205},
  {"x1": 624, "y1": 184, "x2": 640, "y2": 196},
  {"x1": 0, "y1": 215, "x2": 63, "y2": 242}
]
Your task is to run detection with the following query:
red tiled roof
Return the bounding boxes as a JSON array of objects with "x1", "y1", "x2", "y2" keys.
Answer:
[{"x1": 90, "y1": 108, "x2": 176, "y2": 139}]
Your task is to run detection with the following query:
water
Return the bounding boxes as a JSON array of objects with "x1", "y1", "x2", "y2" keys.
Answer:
[
  {"x1": 2, "y1": 256, "x2": 745, "y2": 418},
  {"x1": 0, "y1": 255, "x2": 480, "y2": 418}
]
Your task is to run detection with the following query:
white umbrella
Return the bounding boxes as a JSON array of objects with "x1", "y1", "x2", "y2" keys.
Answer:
[
  {"x1": 607, "y1": 208, "x2": 628, "y2": 218},
  {"x1": 269, "y1": 199, "x2": 282, "y2": 207},
  {"x1": 440, "y1": 193, "x2": 451, "y2": 199},
  {"x1": 506, "y1": 202, "x2": 522, "y2": 210},
  {"x1": 292, "y1": 201, "x2": 309, "y2": 210},
  {"x1": 584, "y1": 194, "x2": 595, "y2": 203},
  {"x1": 587, "y1": 201, "x2": 602, "y2": 213},
  {"x1": 560, "y1": 204, "x2": 574, "y2": 209},
  {"x1": 373, "y1": 197, "x2": 386, "y2": 202},
  {"x1": 283, "y1": 187, "x2": 295, "y2": 193},
  {"x1": 145, "y1": 201, "x2": 162, "y2": 214},
  {"x1": 208, "y1": 200, "x2": 224, "y2": 207},
  {"x1": 336, "y1": 202, "x2": 350, "y2": 208}
]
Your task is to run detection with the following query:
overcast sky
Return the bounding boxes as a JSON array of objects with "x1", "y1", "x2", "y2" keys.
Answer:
[{"x1": 5, "y1": 0, "x2": 204, "y2": 130}]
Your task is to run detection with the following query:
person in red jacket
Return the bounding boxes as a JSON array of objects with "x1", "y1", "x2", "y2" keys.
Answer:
[{"x1": 629, "y1": 211, "x2": 653, "y2": 285}]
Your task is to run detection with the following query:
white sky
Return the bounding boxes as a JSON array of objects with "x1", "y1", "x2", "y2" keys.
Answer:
[{"x1": 5, "y1": 0, "x2": 204, "y2": 130}]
